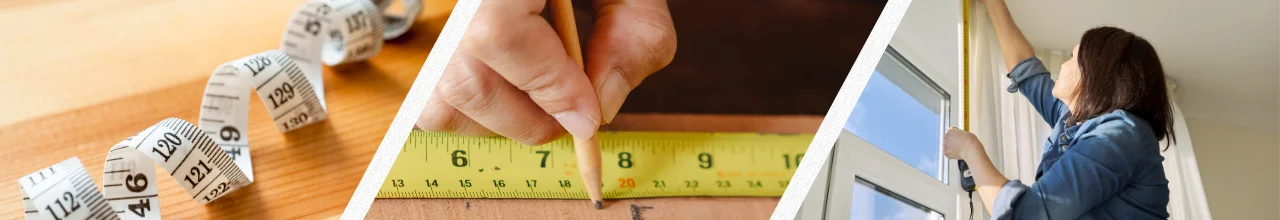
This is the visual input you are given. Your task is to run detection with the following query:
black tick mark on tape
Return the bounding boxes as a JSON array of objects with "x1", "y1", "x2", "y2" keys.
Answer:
[
  {"x1": 630, "y1": 204, "x2": 653, "y2": 220},
  {"x1": 478, "y1": 168, "x2": 484, "y2": 172},
  {"x1": 494, "y1": 167, "x2": 500, "y2": 171}
]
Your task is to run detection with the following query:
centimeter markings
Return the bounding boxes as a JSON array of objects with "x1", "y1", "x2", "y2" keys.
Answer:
[
  {"x1": 22, "y1": 158, "x2": 117, "y2": 220},
  {"x1": 275, "y1": 53, "x2": 326, "y2": 130},
  {"x1": 164, "y1": 118, "x2": 250, "y2": 188},
  {"x1": 378, "y1": 131, "x2": 814, "y2": 199},
  {"x1": 68, "y1": 167, "x2": 114, "y2": 219}
]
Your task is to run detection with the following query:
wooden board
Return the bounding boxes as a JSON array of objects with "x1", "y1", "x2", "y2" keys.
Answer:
[
  {"x1": 0, "y1": 0, "x2": 457, "y2": 126},
  {"x1": 366, "y1": 114, "x2": 824, "y2": 219}
]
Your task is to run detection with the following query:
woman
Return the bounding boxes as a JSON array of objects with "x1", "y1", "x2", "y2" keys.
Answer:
[{"x1": 943, "y1": 0, "x2": 1174, "y2": 219}]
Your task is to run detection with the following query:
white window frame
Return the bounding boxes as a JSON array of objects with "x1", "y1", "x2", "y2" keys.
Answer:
[{"x1": 799, "y1": 46, "x2": 978, "y2": 220}]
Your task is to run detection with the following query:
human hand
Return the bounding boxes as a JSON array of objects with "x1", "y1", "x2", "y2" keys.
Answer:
[
  {"x1": 417, "y1": 0, "x2": 676, "y2": 145},
  {"x1": 943, "y1": 127, "x2": 983, "y2": 160},
  {"x1": 583, "y1": 0, "x2": 677, "y2": 124}
]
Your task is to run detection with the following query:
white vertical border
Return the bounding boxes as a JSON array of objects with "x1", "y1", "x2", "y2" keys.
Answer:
[
  {"x1": 341, "y1": 0, "x2": 482, "y2": 219},
  {"x1": 770, "y1": 0, "x2": 913, "y2": 219}
]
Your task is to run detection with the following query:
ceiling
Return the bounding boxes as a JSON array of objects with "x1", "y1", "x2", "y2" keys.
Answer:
[{"x1": 1003, "y1": 0, "x2": 1279, "y2": 130}]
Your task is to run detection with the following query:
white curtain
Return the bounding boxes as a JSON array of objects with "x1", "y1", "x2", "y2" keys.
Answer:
[
  {"x1": 1161, "y1": 81, "x2": 1214, "y2": 220},
  {"x1": 967, "y1": 4, "x2": 1053, "y2": 185},
  {"x1": 967, "y1": 3, "x2": 1211, "y2": 219}
]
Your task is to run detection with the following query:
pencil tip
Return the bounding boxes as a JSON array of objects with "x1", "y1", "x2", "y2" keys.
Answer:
[{"x1": 594, "y1": 200, "x2": 603, "y2": 210}]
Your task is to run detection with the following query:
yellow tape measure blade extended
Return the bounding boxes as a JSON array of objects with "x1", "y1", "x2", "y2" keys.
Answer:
[
  {"x1": 962, "y1": 0, "x2": 971, "y2": 131},
  {"x1": 379, "y1": 131, "x2": 815, "y2": 199}
]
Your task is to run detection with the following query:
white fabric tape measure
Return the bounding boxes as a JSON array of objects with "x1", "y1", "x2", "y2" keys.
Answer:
[{"x1": 18, "y1": 0, "x2": 421, "y2": 219}]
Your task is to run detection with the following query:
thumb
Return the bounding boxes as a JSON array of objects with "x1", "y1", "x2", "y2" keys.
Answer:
[{"x1": 586, "y1": 0, "x2": 677, "y2": 124}]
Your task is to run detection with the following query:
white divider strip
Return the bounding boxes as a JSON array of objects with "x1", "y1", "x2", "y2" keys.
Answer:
[
  {"x1": 341, "y1": 0, "x2": 481, "y2": 219},
  {"x1": 769, "y1": 0, "x2": 913, "y2": 219}
]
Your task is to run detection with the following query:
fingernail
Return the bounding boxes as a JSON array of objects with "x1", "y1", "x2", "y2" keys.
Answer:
[
  {"x1": 598, "y1": 71, "x2": 631, "y2": 124},
  {"x1": 553, "y1": 111, "x2": 599, "y2": 139}
]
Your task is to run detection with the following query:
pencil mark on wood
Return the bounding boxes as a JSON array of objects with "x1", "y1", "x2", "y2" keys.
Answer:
[{"x1": 630, "y1": 204, "x2": 653, "y2": 220}]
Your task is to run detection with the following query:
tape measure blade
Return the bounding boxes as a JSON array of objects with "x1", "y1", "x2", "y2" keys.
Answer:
[
  {"x1": 379, "y1": 131, "x2": 813, "y2": 199},
  {"x1": 21, "y1": 158, "x2": 119, "y2": 220},
  {"x1": 155, "y1": 118, "x2": 252, "y2": 203},
  {"x1": 375, "y1": 0, "x2": 423, "y2": 39},
  {"x1": 201, "y1": 62, "x2": 255, "y2": 182},
  {"x1": 102, "y1": 147, "x2": 161, "y2": 220}
]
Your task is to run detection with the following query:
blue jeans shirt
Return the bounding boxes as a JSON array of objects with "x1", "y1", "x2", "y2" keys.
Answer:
[{"x1": 992, "y1": 57, "x2": 1170, "y2": 219}]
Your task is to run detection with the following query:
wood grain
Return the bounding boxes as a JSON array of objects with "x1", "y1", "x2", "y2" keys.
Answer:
[
  {"x1": 367, "y1": 114, "x2": 824, "y2": 219},
  {"x1": 0, "y1": 0, "x2": 458, "y2": 218},
  {"x1": 0, "y1": 0, "x2": 459, "y2": 126}
]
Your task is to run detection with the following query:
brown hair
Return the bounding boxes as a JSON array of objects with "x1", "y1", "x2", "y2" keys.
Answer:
[{"x1": 1070, "y1": 26, "x2": 1175, "y2": 145}]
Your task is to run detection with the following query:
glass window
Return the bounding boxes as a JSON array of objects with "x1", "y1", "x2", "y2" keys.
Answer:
[
  {"x1": 851, "y1": 178, "x2": 944, "y2": 220},
  {"x1": 843, "y1": 47, "x2": 949, "y2": 181}
]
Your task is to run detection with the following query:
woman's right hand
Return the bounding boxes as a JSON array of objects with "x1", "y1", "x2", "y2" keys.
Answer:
[{"x1": 416, "y1": 0, "x2": 676, "y2": 145}]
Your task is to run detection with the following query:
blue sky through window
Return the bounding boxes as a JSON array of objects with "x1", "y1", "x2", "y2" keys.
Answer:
[
  {"x1": 851, "y1": 180, "x2": 939, "y2": 220},
  {"x1": 844, "y1": 70, "x2": 942, "y2": 179}
]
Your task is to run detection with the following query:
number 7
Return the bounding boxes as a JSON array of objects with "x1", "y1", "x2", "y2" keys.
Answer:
[{"x1": 536, "y1": 151, "x2": 551, "y2": 168}]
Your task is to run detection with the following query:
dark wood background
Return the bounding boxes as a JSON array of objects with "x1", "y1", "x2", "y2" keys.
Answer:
[{"x1": 574, "y1": 0, "x2": 889, "y2": 115}]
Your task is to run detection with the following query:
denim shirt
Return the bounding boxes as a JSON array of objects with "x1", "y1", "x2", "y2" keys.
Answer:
[{"x1": 991, "y1": 57, "x2": 1170, "y2": 219}]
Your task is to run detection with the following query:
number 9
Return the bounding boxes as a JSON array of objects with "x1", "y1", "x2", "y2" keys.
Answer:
[{"x1": 220, "y1": 126, "x2": 240, "y2": 141}]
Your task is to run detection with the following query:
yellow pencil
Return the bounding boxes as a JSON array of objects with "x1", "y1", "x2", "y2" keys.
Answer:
[{"x1": 547, "y1": 0, "x2": 604, "y2": 209}]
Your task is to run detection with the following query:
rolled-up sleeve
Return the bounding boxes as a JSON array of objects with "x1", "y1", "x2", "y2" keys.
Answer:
[
  {"x1": 988, "y1": 136, "x2": 1141, "y2": 220},
  {"x1": 1005, "y1": 57, "x2": 1066, "y2": 124},
  {"x1": 991, "y1": 180, "x2": 1030, "y2": 219}
]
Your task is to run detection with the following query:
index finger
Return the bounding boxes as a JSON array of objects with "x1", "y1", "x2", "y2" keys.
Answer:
[{"x1": 462, "y1": 0, "x2": 603, "y2": 139}]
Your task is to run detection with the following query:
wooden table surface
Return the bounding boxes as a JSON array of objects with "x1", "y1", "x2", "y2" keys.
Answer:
[
  {"x1": 0, "y1": 0, "x2": 832, "y2": 219},
  {"x1": 0, "y1": 0, "x2": 458, "y2": 218}
]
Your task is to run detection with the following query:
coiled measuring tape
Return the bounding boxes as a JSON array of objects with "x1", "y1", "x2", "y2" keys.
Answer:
[{"x1": 18, "y1": 0, "x2": 421, "y2": 219}]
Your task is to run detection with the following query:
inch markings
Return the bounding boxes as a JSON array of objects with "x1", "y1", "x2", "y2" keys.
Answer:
[{"x1": 378, "y1": 131, "x2": 813, "y2": 199}]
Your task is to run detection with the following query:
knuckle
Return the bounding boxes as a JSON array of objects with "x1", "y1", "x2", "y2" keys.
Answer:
[
  {"x1": 626, "y1": 8, "x2": 678, "y2": 70},
  {"x1": 461, "y1": 19, "x2": 516, "y2": 60},
  {"x1": 639, "y1": 23, "x2": 677, "y2": 70},
  {"x1": 512, "y1": 125, "x2": 564, "y2": 145},
  {"x1": 517, "y1": 66, "x2": 561, "y2": 92},
  {"x1": 438, "y1": 67, "x2": 496, "y2": 113},
  {"x1": 610, "y1": 66, "x2": 638, "y2": 88},
  {"x1": 417, "y1": 101, "x2": 454, "y2": 132},
  {"x1": 518, "y1": 69, "x2": 579, "y2": 114}
]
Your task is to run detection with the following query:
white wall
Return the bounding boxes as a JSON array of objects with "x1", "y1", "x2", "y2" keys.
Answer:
[
  {"x1": 1185, "y1": 119, "x2": 1280, "y2": 219},
  {"x1": 889, "y1": 0, "x2": 959, "y2": 91}
]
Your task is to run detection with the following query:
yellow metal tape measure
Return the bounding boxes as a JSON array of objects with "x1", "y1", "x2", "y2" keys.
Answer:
[
  {"x1": 377, "y1": 130, "x2": 814, "y2": 199},
  {"x1": 962, "y1": 0, "x2": 971, "y2": 131}
]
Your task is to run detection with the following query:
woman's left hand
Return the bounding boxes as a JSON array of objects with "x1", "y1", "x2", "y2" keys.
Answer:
[{"x1": 943, "y1": 127, "x2": 982, "y2": 160}]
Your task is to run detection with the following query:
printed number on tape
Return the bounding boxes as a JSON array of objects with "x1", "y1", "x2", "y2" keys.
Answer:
[{"x1": 18, "y1": 0, "x2": 420, "y2": 219}]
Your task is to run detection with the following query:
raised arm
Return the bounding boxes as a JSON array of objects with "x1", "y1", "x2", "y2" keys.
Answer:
[
  {"x1": 983, "y1": 0, "x2": 1065, "y2": 124},
  {"x1": 981, "y1": 0, "x2": 1036, "y2": 70}
]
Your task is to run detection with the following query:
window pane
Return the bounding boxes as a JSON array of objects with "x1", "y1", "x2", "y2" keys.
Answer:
[
  {"x1": 843, "y1": 49, "x2": 947, "y2": 181},
  {"x1": 851, "y1": 179, "x2": 943, "y2": 220}
]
